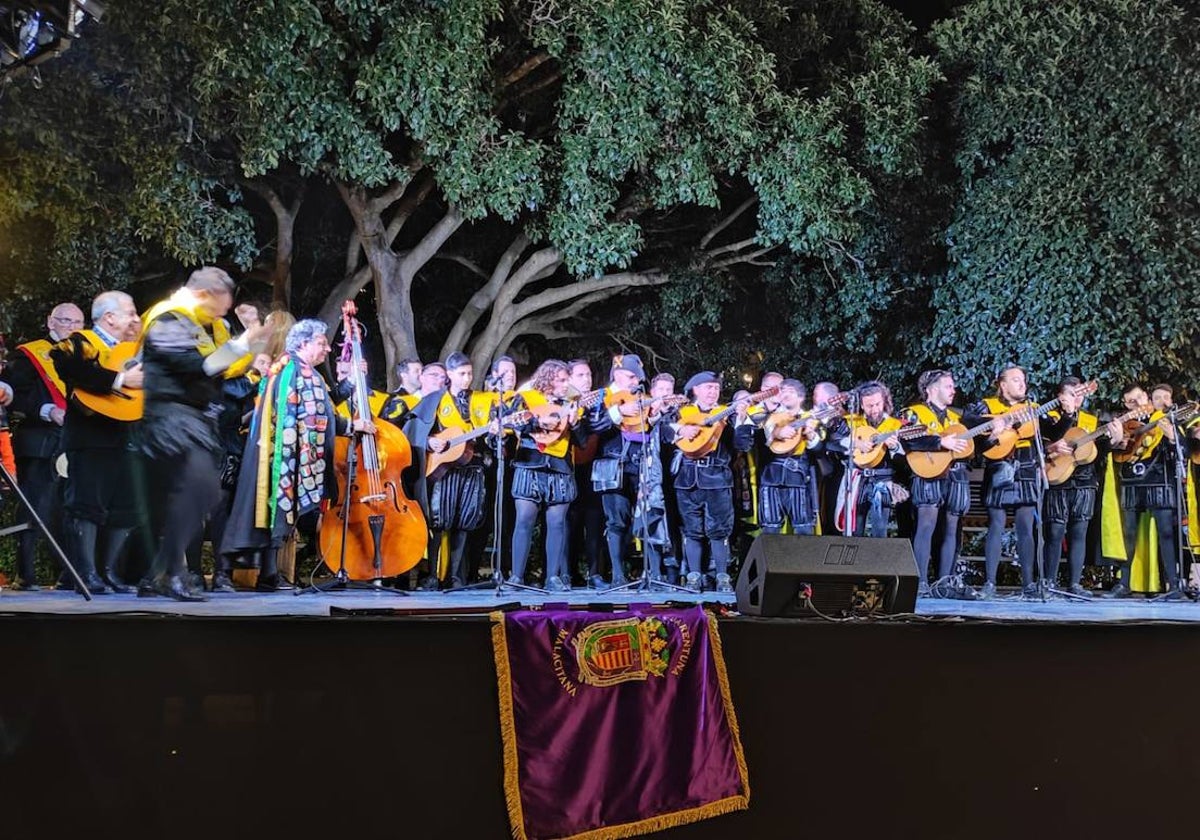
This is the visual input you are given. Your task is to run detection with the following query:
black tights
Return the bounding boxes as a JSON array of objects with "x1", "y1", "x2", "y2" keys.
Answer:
[
  {"x1": 913, "y1": 505, "x2": 960, "y2": 582},
  {"x1": 1044, "y1": 518, "x2": 1089, "y2": 586},
  {"x1": 1120, "y1": 508, "x2": 1179, "y2": 586},
  {"x1": 985, "y1": 506, "x2": 1036, "y2": 586},
  {"x1": 511, "y1": 500, "x2": 569, "y2": 582},
  {"x1": 427, "y1": 530, "x2": 471, "y2": 584}
]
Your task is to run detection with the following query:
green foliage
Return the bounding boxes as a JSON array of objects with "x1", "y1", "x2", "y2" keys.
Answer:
[{"x1": 929, "y1": 0, "x2": 1200, "y2": 398}]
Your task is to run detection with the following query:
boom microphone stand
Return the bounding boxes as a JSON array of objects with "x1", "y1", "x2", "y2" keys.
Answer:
[
  {"x1": 604, "y1": 392, "x2": 696, "y2": 596},
  {"x1": 839, "y1": 391, "x2": 860, "y2": 537},
  {"x1": 451, "y1": 383, "x2": 546, "y2": 596},
  {"x1": 0, "y1": 460, "x2": 91, "y2": 599}
]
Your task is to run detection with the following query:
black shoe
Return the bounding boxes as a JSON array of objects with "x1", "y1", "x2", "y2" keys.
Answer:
[
  {"x1": 9, "y1": 579, "x2": 41, "y2": 592},
  {"x1": 715, "y1": 573, "x2": 734, "y2": 594},
  {"x1": 103, "y1": 574, "x2": 133, "y2": 595},
  {"x1": 1109, "y1": 582, "x2": 1133, "y2": 599},
  {"x1": 255, "y1": 576, "x2": 294, "y2": 592},
  {"x1": 917, "y1": 582, "x2": 933, "y2": 599},
  {"x1": 1021, "y1": 583, "x2": 1041, "y2": 601},
  {"x1": 546, "y1": 576, "x2": 570, "y2": 593},
  {"x1": 209, "y1": 572, "x2": 235, "y2": 593},
  {"x1": 506, "y1": 574, "x2": 525, "y2": 586},
  {"x1": 609, "y1": 575, "x2": 628, "y2": 587},
  {"x1": 1068, "y1": 583, "x2": 1090, "y2": 598},
  {"x1": 978, "y1": 581, "x2": 997, "y2": 600},
  {"x1": 140, "y1": 575, "x2": 207, "y2": 602},
  {"x1": 587, "y1": 575, "x2": 605, "y2": 590},
  {"x1": 418, "y1": 576, "x2": 440, "y2": 592}
]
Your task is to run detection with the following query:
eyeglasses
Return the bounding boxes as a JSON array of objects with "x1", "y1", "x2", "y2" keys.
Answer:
[{"x1": 51, "y1": 316, "x2": 84, "y2": 326}]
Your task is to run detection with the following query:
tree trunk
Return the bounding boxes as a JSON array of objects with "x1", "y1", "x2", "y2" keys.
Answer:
[{"x1": 244, "y1": 180, "x2": 305, "y2": 310}]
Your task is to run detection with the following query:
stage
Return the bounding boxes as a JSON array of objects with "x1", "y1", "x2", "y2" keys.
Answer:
[{"x1": 3, "y1": 585, "x2": 1200, "y2": 839}]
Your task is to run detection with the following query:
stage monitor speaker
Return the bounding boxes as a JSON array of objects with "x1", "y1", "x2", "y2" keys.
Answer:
[{"x1": 735, "y1": 534, "x2": 918, "y2": 617}]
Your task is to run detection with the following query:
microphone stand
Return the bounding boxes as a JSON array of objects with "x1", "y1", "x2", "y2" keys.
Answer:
[
  {"x1": 604, "y1": 391, "x2": 696, "y2": 596},
  {"x1": 0, "y1": 459, "x2": 91, "y2": 599},
  {"x1": 839, "y1": 391, "x2": 860, "y2": 537},
  {"x1": 1029, "y1": 400, "x2": 1087, "y2": 602},
  {"x1": 1150, "y1": 406, "x2": 1194, "y2": 601},
  {"x1": 298, "y1": 403, "x2": 408, "y2": 597},
  {"x1": 450, "y1": 382, "x2": 546, "y2": 596}
]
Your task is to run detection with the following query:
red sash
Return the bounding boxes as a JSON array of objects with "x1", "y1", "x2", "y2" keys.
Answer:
[{"x1": 16, "y1": 340, "x2": 67, "y2": 410}]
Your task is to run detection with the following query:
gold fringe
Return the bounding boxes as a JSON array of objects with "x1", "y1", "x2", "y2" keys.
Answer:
[
  {"x1": 562, "y1": 794, "x2": 748, "y2": 840},
  {"x1": 492, "y1": 609, "x2": 750, "y2": 840},
  {"x1": 707, "y1": 611, "x2": 752, "y2": 806},
  {"x1": 491, "y1": 612, "x2": 529, "y2": 840}
]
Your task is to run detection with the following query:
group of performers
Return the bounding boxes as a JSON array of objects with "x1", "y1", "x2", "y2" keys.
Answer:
[{"x1": 2, "y1": 268, "x2": 1199, "y2": 602}]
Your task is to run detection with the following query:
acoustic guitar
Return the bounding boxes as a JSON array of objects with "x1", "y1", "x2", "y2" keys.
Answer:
[
  {"x1": 1044, "y1": 406, "x2": 1148, "y2": 485},
  {"x1": 764, "y1": 393, "x2": 848, "y2": 456},
  {"x1": 72, "y1": 341, "x2": 144, "y2": 422},
  {"x1": 425, "y1": 410, "x2": 532, "y2": 480},
  {"x1": 906, "y1": 381, "x2": 1096, "y2": 479},
  {"x1": 979, "y1": 381, "x2": 1097, "y2": 460},
  {"x1": 676, "y1": 386, "x2": 780, "y2": 459},
  {"x1": 851, "y1": 423, "x2": 929, "y2": 468}
]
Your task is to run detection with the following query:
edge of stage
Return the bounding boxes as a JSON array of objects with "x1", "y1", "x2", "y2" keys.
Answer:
[
  {"x1": 3, "y1": 585, "x2": 1199, "y2": 840},
  {"x1": 2, "y1": 584, "x2": 1200, "y2": 623}
]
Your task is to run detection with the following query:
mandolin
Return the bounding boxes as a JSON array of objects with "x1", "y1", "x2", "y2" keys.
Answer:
[
  {"x1": 425, "y1": 410, "x2": 532, "y2": 480},
  {"x1": 851, "y1": 423, "x2": 929, "y2": 468},
  {"x1": 72, "y1": 342, "x2": 144, "y2": 422},
  {"x1": 676, "y1": 386, "x2": 780, "y2": 459},
  {"x1": 529, "y1": 388, "x2": 606, "y2": 447},
  {"x1": 606, "y1": 392, "x2": 690, "y2": 431},
  {"x1": 1114, "y1": 401, "x2": 1200, "y2": 463},
  {"x1": 764, "y1": 393, "x2": 849, "y2": 456},
  {"x1": 1045, "y1": 405, "x2": 1148, "y2": 485}
]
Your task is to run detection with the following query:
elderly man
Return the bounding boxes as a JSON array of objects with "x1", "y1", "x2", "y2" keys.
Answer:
[
  {"x1": 0, "y1": 302, "x2": 84, "y2": 589},
  {"x1": 221, "y1": 319, "x2": 374, "y2": 591},
  {"x1": 49, "y1": 291, "x2": 144, "y2": 593}
]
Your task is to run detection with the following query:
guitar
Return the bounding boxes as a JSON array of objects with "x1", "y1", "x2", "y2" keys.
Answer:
[
  {"x1": 425, "y1": 410, "x2": 532, "y2": 480},
  {"x1": 529, "y1": 388, "x2": 606, "y2": 448},
  {"x1": 851, "y1": 423, "x2": 929, "y2": 468},
  {"x1": 1045, "y1": 406, "x2": 1148, "y2": 485},
  {"x1": 765, "y1": 393, "x2": 849, "y2": 456},
  {"x1": 906, "y1": 382, "x2": 1097, "y2": 479},
  {"x1": 676, "y1": 386, "x2": 780, "y2": 459},
  {"x1": 1114, "y1": 401, "x2": 1200, "y2": 463},
  {"x1": 72, "y1": 341, "x2": 144, "y2": 422}
]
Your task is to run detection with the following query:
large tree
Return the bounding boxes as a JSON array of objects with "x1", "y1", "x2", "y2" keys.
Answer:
[{"x1": 928, "y1": 0, "x2": 1200, "y2": 397}]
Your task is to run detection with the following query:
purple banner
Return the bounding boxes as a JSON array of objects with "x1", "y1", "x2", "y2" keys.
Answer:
[{"x1": 492, "y1": 605, "x2": 749, "y2": 840}]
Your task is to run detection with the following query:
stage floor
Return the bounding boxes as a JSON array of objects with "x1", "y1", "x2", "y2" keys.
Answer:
[{"x1": 4, "y1": 583, "x2": 1200, "y2": 623}]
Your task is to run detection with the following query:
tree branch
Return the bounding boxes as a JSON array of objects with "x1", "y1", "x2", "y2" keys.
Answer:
[
  {"x1": 500, "y1": 52, "x2": 552, "y2": 88},
  {"x1": 699, "y1": 196, "x2": 757, "y2": 250},
  {"x1": 439, "y1": 233, "x2": 531, "y2": 357},
  {"x1": 511, "y1": 270, "x2": 668, "y2": 323},
  {"x1": 704, "y1": 235, "x2": 760, "y2": 259},
  {"x1": 399, "y1": 205, "x2": 464, "y2": 280},
  {"x1": 712, "y1": 245, "x2": 779, "y2": 270}
]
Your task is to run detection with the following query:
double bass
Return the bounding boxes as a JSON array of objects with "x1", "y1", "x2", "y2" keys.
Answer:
[{"x1": 318, "y1": 302, "x2": 427, "y2": 580}]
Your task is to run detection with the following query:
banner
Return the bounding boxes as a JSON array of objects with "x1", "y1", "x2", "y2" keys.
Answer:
[{"x1": 491, "y1": 605, "x2": 749, "y2": 840}]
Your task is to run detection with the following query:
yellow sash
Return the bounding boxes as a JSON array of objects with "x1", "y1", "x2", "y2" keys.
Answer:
[
  {"x1": 906, "y1": 403, "x2": 961, "y2": 434},
  {"x1": 139, "y1": 289, "x2": 251, "y2": 378},
  {"x1": 435, "y1": 390, "x2": 498, "y2": 432},
  {"x1": 983, "y1": 396, "x2": 1034, "y2": 450}
]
